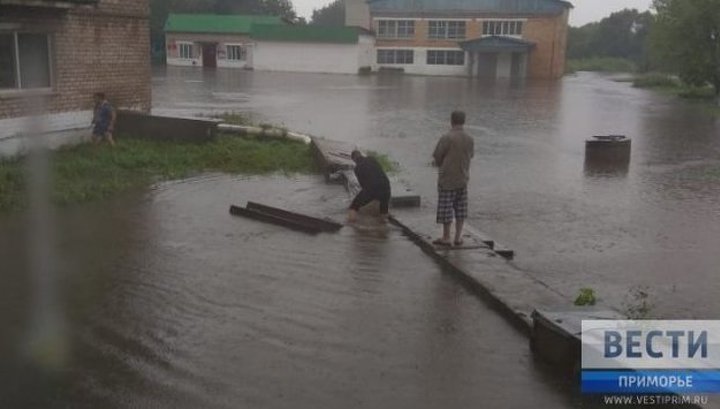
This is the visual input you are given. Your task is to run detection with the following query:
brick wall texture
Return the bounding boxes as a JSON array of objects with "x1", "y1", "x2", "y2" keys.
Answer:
[
  {"x1": 373, "y1": 11, "x2": 569, "y2": 79},
  {"x1": 0, "y1": 0, "x2": 151, "y2": 119}
]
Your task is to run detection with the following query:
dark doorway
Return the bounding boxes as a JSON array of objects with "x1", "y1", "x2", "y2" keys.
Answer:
[
  {"x1": 201, "y1": 43, "x2": 217, "y2": 68},
  {"x1": 476, "y1": 53, "x2": 497, "y2": 79}
]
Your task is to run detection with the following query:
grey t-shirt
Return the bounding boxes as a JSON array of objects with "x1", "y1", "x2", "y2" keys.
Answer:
[{"x1": 432, "y1": 128, "x2": 475, "y2": 190}]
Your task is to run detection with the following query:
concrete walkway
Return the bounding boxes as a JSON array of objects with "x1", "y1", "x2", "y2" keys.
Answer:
[{"x1": 389, "y1": 207, "x2": 572, "y2": 333}]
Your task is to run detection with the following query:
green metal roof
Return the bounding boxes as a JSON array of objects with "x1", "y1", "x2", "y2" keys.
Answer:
[
  {"x1": 164, "y1": 14, "x2": 284, "y2": 34},
  {"x1": 250, "y1": 24, "x2": 361, "y2": 44}
]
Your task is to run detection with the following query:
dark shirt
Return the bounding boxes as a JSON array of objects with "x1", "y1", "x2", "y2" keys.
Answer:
[
  {"x1": 354, "y1": 156, "x2": 390, "y2": 192},
  {"x1": 93, "y1": 101, "x2": 113, "y2": 134}
]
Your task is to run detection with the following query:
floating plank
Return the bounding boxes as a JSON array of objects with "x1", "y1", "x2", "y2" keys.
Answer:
[
  {"x1": 246, "y1": 201, "x2": 343, "y2": 232},
  {"x1": 389, "y1": 179, "x2": 421, "y2": 208},
  {"x1": 229, "y1": 205, "x2": 321, "y2": 234}
]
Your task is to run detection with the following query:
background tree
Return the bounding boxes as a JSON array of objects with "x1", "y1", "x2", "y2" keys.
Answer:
[
  {"x1": 311, "y1": 0, "x2": 345, "y2": 26},
  {"x1": 567, "y1": 9, "x2": 654, "y2": 70},
  {"x1": 651, "y1": 0, "x2": 720, "y2": 99}
]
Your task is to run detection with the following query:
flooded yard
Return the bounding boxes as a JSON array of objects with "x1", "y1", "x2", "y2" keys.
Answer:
[
  {"x1": 154, "y1": 67, "x2": 720, "y2": 318},
  {"x1": 1, "y1": 175, "x2": 579, "y2": 408},
  {"x1": 2, "y1": 67, "x2": 719, "y2": 408}
]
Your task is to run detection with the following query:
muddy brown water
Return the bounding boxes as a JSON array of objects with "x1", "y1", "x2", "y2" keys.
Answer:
[
  {"x1": 154, "y1": 68, "x2": 720, "y2": 319},
  {"x1": 3, "y1": 67, "x2": 720, "y2": 408},
  {"x1": 1, "y1": 175, "x2": 585, "y2": 408}
]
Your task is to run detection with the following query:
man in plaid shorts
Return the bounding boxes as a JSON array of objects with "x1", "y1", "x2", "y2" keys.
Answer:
[{"x1": 432, "y1": 111, "x2": 475, "y2": 246}]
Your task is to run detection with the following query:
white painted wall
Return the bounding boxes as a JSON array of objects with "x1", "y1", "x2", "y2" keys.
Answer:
[
  {"x1": 358, "y1": 35, "x2": 374, "y2": 69},
  {"x1": 373, "y1": 47, "x2": 468, "y2": 76},
  {"x1": 167, "y1": 57, "x2": 202, "y2": 67},
  {"x1": 345, "y1": 0, "x2": 371, "y2": 29},
  {"x1": 252, "y1": 41, "x2": 363, "y2": 75},
  {"x1": 0, "y1": 110, "x2": 93, "y2": 157}
]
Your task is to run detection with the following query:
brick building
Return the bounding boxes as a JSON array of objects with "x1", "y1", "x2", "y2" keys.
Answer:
[
  {"x1": 0, "y1": 0, "x2": 151, "y2": 156},
  {"x1": 345, "y1": 0, "x2": 572, "y2": 79}
]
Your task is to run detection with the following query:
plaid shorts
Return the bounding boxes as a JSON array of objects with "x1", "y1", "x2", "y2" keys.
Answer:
[{"x1": 436, "y1": 188, "x2": 468, "y2": 224}]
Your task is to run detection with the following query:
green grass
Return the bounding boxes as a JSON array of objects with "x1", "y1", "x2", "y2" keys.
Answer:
[
  {"x1": 0, "y1": 135, "x2": 317, "y2": 212},
  {"x1": 632, "y1": 73, "x2": 719, "y2": 113},
  {"x1": 632, "y1": 72, "x2": 681, "y2": 89},
  {"x1": 566, "y1": 57, "x2": 637, "y2": 74},
  {"x1": 215, "y1": 112, "x2": 253, "y2": 126},
  {"x1": 367, "y1": 150, "x2": 399, "y2": 173}
]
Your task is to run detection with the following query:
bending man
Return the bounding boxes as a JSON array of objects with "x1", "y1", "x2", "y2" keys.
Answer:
[{"x1": 348, "y1": 150, "x2": 391, "y2": 223}]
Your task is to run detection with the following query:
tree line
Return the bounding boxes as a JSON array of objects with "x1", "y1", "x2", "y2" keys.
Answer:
[{"x1": 569, "y1": 0, "x2": 720, "y2": 98}]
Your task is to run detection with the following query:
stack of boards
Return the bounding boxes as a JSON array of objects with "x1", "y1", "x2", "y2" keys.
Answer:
[{"x1": 230, "y1": 202, "x2": 343, "y2": 235}]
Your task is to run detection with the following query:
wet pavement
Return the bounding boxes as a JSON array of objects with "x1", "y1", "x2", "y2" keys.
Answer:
[
  {"x1": 153, "y1": 67, "x2": 720, "y2": 319},
  {"x1": 2, "y1": 175, "x2": 582, "y2": 408}
]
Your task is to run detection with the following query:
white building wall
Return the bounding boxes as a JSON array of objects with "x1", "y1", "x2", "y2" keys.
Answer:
[
  {"x1": 345, "y1": 0, "x2": 371, "y2": 29},
  {"x1": 0, "y1": 110, "x2": 93, "y2": 157},
  {"x1": 167, "y1": 57, "x2": 202, "y2": 67},
  {"x1": 373, "y1": 47, "x2": 468, "y2": 76},
  {"x1": 358, "y1": 35, "x2": 374, "y2": 69},
  {"x1": 252, "y1": 41, "x2": 362, "y2": 74}
]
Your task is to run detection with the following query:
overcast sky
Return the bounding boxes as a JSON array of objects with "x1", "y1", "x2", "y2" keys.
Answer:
[{"x1": 293, "y1": 0, "x2": 654, "y2": 26}]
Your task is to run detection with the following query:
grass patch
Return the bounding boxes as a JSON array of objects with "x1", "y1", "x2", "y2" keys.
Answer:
[
  {"x1": 0, "y1": 135, "x2": 317, "y2": 212},
  {"x1": 566, "y1": 57, "x2": 637, "y2": 74},
  {"x1": 367, "y1": 150, "x2": 399, "y2": 173},
  {"x1": 211, "y1": 112, "x2": 254, "y2": 126},
  {"x1": 632, "y1": 72, "x2": 681, "y2": 89},
  {"x1": 632, "y1": 73, "x2": 719, "y2": 112}
]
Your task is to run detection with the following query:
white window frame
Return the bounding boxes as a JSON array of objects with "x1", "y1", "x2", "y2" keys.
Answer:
[
  {"x1": 428, "y1": 20, "x2": 466, "y2": 40},
  {"x1": 426, "y1": 50, "x2": 465, "y2": 66},
  {"x1": 0, "y1": 31, "x2": 53, "y2": 92},
  {"x1": 377, "y1": 19, "x2": 415, "y2": 39},
  {"x1": 376, "y1": 49, "x2": 414, "y2": 65},
  {"x1": 225, "y1": 43, "x2": 247, "y2": 61},
  {"x1": 178, "y1": 42, "x2": 194, "y2": 60},
  {"x1": 481, "y1": 20, "x2": 525, "y2": 37}
]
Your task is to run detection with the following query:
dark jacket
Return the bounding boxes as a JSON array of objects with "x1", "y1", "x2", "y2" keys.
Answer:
[{"x1": 354, "y1": 156, "x2": 390, "y2": 192}]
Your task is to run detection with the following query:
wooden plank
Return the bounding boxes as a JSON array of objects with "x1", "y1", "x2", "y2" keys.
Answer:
[
  {"x1": 246, "y1": 202, "x2": 343, "y2": 232},
  {"x1": 229, "y1": 205, "x2": 321, "y2": 234}
]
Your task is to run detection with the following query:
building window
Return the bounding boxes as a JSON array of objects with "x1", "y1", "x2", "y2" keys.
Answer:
[
  {"x1": 377, "y1": 20, "x2": 415, "y2": 39},
  {"x1": 427, "y1": 50, "x2": 465, "y2": 66},
  {"x1": 482, "y1": 21, "x2": 524, "y2": 36},
  {"x1": 178, "y1": 42, "x2": 193, "y2": 59},
  {"x1": 377, "y1": 49, "x2": 414, "y2": 64},
  {"x1": 0, "y1": 32, "x2": 52, "y2": 90},
  {"x1": 428, "y1": 21, "x2": 466, "y2": 40},
  {"x1": 226, "y1": 45, "x2": 247, "y2": 61}
]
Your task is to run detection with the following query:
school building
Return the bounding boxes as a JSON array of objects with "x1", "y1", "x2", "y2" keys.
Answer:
[
  {"x1": 346, "y1": 0, "x2": 572, "y2": 79},
  {"x1": 0, "y1": 0, "x2": 151, "y2": 156}
]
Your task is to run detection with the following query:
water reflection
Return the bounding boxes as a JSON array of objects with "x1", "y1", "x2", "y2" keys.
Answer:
[{"x1": 153, "y1": 68, "x2": 720, "y2": 318}]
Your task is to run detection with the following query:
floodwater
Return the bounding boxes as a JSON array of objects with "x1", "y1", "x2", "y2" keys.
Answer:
[
  {"x1": 154, "y1": 67, "x2": 720, "y2": 319},
  {"x1": 1, "y1": 175, "x2": 580, "y2": 408}
]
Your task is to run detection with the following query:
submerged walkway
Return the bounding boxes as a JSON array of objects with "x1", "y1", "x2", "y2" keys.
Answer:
[{"x1": 310, "y1": 136, "x2": 576, "y2": 334}]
